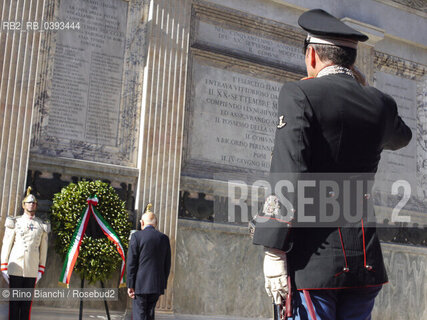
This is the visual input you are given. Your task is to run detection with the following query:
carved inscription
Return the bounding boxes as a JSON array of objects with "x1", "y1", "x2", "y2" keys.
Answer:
[
  {"x1": 372, "y1": 72, "x2": 418, "y2": 201},
  {"x1": 375, "y1": 72, "x2": 417, "y2": 174},
  {"x1": 48, "y1": 45, "x2": 87, "y2": 140},
  {"x1": 47, "y1": 0, "x2": 127, "y2": 146},
  {"x1": 196, "y1": 21, "x2": 305, "y2": 69},
  {"x1": 373, "y1": 245, "x2": 427, "y2": 320},
  {"x1": 189, "y1": 62, "x2": 282, "y2": 171}
]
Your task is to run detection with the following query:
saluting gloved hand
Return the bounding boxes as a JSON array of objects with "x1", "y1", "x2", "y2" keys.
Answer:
[
  {"x1": 2, "y1": 270, "x2": 9, "y2": 284},
  {"x1": 263, "y1": 247, "x2": 288, "y2": 304},
  {"x1": 36, "y1": 272, "x2": 42, "y2": 284}
]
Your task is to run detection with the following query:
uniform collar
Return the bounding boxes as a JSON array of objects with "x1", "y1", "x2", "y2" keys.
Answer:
[
  {"x1": 23, "y1": 212, "x2": 35, "y2": 220},
  {"x1": 316, "y1": 65, "x2": 354, "y2": 78}
]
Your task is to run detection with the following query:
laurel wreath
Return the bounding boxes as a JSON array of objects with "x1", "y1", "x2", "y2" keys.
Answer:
[{"x1": 51, "y1": 180, "x2": 131, "y2": 284}]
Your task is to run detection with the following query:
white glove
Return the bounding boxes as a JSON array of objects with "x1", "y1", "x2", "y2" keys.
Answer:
[
  {"x1": 263, "y1": 247, "x2": 288, "y2": 304},
  {"x1": 2, "y1": 270, "x2": 9, "y2": 284},
  {"x1": 36, "y1": 272, "x2": 42, "y2": 284}
]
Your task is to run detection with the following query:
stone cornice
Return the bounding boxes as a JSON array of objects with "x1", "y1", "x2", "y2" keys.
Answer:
[
  {"x1": 192, "y1": 0, "x2": 306, "y2": 44},
  {"x1": 374, "y1": 51, "x2": 426, "y2": 79}
]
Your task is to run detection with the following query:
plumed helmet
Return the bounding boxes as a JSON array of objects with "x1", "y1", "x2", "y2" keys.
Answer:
[
  {"x1": 144, "y1": 203, "x2": 153, "y2": 213},
  {"x1": 22, "y1": 186, "x2": 37, "y2": 205}
]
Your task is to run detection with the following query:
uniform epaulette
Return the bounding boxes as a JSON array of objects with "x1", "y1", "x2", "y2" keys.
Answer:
[
  {"x1": 42, "y1": 219, "x2": 51, "y2": 233},
  {"x1": 5, "y1": 216, "x2": 16, "y2": 229}
]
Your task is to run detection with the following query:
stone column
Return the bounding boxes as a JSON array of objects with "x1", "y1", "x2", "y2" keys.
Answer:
[
  {"x1": 0, "y1": 0, "x2": 53, "y2": 239},
  {"x1": 341, "y1": 18, "x2": 385, "y2": 85},
  {"x1": 136, "y1": 0, "x2": 191, "y2": 311}
]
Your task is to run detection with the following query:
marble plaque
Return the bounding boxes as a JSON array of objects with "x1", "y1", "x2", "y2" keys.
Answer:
[
  {"x1": 374, "y1": 72, "x2": 417, "y2": 197},
  {"x1": 187, "y1": 60, "x2": 282, "y2": 172},
  {"x1": 196, "y1": 21, "x2": 305, "y2": 70},
  {"x1": 46, "y1": 0, "x2": 127, "y2": 146},
  {"x1": 375, "y1": 72, "x2": 417, "y2": 173}
]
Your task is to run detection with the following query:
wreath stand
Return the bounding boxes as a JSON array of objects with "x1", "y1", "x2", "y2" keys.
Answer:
[
  {"x1": 51, "y1": 181, "x2": 130, "y2": 320},
  {"x1": 78, "y1": 276, "x2": 111, "y2": 320}
]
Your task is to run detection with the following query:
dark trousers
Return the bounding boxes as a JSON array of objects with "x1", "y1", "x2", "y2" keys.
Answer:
[
  {"x1": 9, "y1": 275, "x2": 36, "y2": 320},
  {"x1": 292, "y1": 286, "x2": 382, "y2": 320},
  {"x1": 132, "y1": 294, "x2": 160, "y2": 320}
]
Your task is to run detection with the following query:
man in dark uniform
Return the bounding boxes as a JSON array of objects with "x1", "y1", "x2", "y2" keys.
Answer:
[
  {"x1": 127, "y1": 204, "x2": 171, "y2": 320},
  {"x1": 253, "y1": 9, "x2": 412, "y2": 320}
]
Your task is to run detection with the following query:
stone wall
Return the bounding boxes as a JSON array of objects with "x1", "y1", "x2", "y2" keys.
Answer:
[
  {"x1": 174, "y1": 219, "x2": 427, "y2": 319},
  {"x1": 373, "y1": 243, "x2": 427, "y2": 320},
  {"x1": 174, "y1": 219, "x2": 269, "y2": 318},
  {"x1": 0, "y1": 0, "x2": 53, "y2": 240}
]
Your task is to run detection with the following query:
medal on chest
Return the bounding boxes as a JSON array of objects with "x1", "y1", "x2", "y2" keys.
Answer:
[{"x1": 27, "y1": 222, "x2": 37, "y2": 231}]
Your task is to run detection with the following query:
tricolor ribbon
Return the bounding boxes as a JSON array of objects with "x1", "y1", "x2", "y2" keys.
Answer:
[{"x1": 58, "y1": 195, "x2": 127, "y2": 288}]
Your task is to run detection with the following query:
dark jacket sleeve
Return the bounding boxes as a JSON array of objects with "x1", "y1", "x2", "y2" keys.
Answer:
[
  {"x1": 269, "y1": 82, "x2": 313, "y2": 173},
  {"x1": 382, "y1": 93, "x2": 412, "y2": 150},
  {"x1": 253, "y1": 81, "x2": 314, "y2": 251},
  {"x1": 126, "y1": 234, "x2": 139, "y2": 289},
  {"x1": 164, "y1": 235, "x2": 171, "y2": 289}
]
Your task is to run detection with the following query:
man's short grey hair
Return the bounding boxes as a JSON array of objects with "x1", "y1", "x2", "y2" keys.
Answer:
[{"x1": 311, "y1": 44, "x2": 357, "y2": 68}]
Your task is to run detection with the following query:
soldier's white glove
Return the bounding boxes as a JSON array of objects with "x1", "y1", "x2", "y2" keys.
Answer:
[
  {"x1": 2, "y1": 270, "x2": 9, "y2": 284},
  {"x1": 36, "y1": 272, "x2": 42, "y2": 284},
  {"x1": 263, "y1": 247, "x2": 288, "y2": 305}
]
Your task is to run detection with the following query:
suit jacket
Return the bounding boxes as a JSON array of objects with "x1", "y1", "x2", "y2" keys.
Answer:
[
  {"x1": 1, "y1": 214, "x2": 50, "y2": 278},
  {"x1": 127, "y1": 226, "x2": 171, "y2": 294},
  {"x1": 253, "y1": 73, "x2": 412, "y2": 290}
]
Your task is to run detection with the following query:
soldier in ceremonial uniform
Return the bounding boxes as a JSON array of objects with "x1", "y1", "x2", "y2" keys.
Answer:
[
  {"x1": 1, "y1": 187, "x2": 50, "y2": 320},
  {"x1": 253, "y1": 9, "x2": 412, "y2": 320}
]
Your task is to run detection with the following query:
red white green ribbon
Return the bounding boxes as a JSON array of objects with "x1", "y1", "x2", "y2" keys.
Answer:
[
  {"x1": 90, "y1": 200, "x2": 127, "y2": 288},
  {"x1": 59, "y1": 195, "x2": 126, "y2": 288}
]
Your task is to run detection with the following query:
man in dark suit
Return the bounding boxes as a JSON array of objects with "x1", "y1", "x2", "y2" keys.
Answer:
[
  {"x1": 127, "y1": 204, "x2": 171, "y2": 320},
  {"x1": 253, "y1": 9, "x2": 412, "y2": 320}
]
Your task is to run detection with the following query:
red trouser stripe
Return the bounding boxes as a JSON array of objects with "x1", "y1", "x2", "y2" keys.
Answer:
[
  {"x1": 285, "y1": 275, "x2": 292, "y2": 318},
  {"x1": 303, "y1": 290, "x2": 317, "y2": 320}
]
